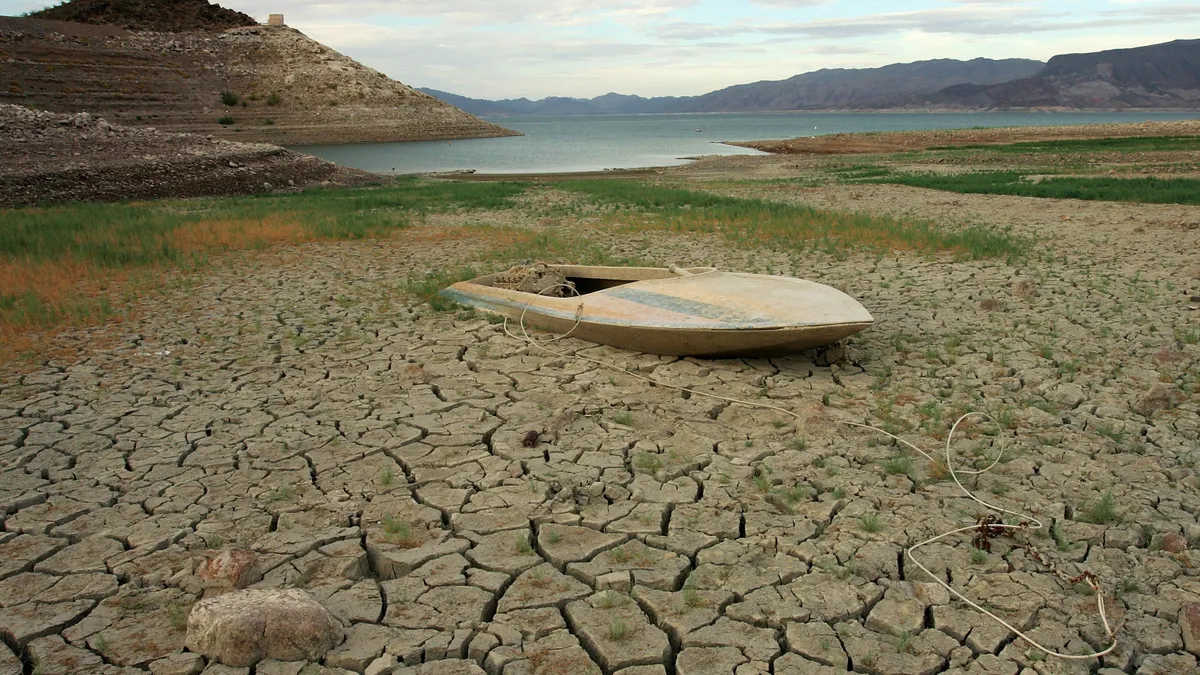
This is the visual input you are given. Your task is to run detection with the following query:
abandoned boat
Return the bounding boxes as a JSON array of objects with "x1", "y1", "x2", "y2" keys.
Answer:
[{"x1": 441, "y1": 264, "x2": 873, "y2": 357}]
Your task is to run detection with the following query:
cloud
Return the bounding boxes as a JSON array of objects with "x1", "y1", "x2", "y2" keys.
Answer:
[
  {"x1": 225, "y1": 0, "x2": 699, "y2": 27},
  {"x1": 1, "y1": 0, "x2": 1197, "y2": 98},
  {"x1": 654, "y1": 3, "x2": 1199, "y2": 40}
]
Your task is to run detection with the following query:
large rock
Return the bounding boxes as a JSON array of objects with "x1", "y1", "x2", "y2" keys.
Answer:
[{"x1": 186, "y1": 589, "x2": 344, "y2": 667}]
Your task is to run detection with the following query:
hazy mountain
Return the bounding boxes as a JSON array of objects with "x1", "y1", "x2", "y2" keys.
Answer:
[
  {"x1": 420, "y1": 57, "x2": 1044, "y2": 115},
  {"x1": 914, "y1": 39, "x2": 1200, "y2": 109}
]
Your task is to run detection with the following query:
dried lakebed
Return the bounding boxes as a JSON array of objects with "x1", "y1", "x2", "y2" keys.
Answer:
[{"x1": 0, "y1": 175, "x2": 1199, "y2": 675}]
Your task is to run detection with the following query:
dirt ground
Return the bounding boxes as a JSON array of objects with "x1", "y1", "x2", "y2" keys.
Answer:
[{"x1": 1, "y1": 142, "x2": 1198, "y2": 675}]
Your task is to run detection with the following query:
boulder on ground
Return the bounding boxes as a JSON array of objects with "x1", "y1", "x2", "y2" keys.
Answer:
[{"x1": 186, "y1": 588, "x2": 344, "y2": 667}]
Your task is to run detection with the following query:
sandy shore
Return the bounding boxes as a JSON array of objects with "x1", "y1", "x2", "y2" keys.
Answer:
[{"x1": 0, "y1": 138, "x2": 1198, "y2": 674}]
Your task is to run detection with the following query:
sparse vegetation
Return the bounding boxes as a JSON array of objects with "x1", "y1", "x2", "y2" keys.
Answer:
[
  {"x1": 633, "y1": 452, "x2": 662, "y2": 472},
  {"x1": 880, "y1": 455, "x2": 913, "y2": 476},
  {"x1": 1078, "y1": 491, "x2": 1119, "y2": 524},
  {"x1": 597, "y1": 590, "x2": 623, "y2": 608},
  {"x1": 220, "y1": 91, "x2": 239, "y2": 106},
  {"x1": 515, "y1": 534, "x2": 534, "y2": 555},
  {"x1": 266, "y1": 485, "x2": 291, "y2": 502},
  {"x1": 859, "y1": 513, "x2": 882, "y2": 533},
  {"x1": 559, "y1": 180, "x2": 1026, "y2": 259},
  {"x1": 382, "y1": 515, "x2": 421, "y2": 548},
  {"x1": 217, "y1": 116, "x2": 234, "y2": 125},
  {"x1": 608, "y1": 617, "x2": 631, "y2": 641}
]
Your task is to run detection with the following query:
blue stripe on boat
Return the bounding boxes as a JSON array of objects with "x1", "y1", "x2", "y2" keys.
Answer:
[
  {"x1": 440, "y1": 288, "x2": 784, "y2": 329},
  {"x1": 605, "y1": 287, "x2": 776, "y2": 327}
]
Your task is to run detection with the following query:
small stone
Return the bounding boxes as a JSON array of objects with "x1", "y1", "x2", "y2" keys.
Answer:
[
  {"x1": 1183, "y1": 604, "x2": 1200, "y2": 657},
  {"x1": 1160, "y1": 533, "x2": 1190, "y2": 554},
  {"x1": 1133, "y1": 383, "x2": 1184, "y2": 417},
  {"x1": 186, "y1": 588, "x2": 344, "y2": 667},
  {"x1": 198, "y1": 549, "x2": 262, "y2": 597}
]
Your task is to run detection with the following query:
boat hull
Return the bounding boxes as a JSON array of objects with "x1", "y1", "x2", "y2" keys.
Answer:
[{"x1": 442, "y1": 265, "x2": 873, "y2": 357}]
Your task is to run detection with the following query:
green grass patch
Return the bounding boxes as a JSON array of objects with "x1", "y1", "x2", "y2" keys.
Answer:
[
  {"x1": 929, "y1": 135, "x2": 1200, "y2": 154},
  {"x1": 1, "y1": 177, "x2": 528, "y2": 267},
  {"x1": 558, "y1": 180, "x2": 1023, "y2": 259},
  {"x1": 828, "y1": 164, "x2": 892, "y2": 181},
  {"x1": 876, "y1": 172, "x2": 1200, "y2": 205}
]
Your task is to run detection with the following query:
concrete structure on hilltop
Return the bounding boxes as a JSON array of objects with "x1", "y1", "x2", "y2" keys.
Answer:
[{"x1": 267, "y1": 14, "x2": 285, "y2": 26}]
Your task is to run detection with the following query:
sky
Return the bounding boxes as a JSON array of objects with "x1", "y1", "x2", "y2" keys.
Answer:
[{"x1": 4, "y1": 0, "x2": 1198, "y2": 99}]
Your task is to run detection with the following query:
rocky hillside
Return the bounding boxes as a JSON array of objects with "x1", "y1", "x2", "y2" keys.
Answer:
[
  {"x1": 914, "y1": 39, "x2": 1200, "y2": 109},
  {"x1": 0, "y1": 14, "x2": 518, "y2": 144},
  {"x1": 29, "y1": 0, "x2": 256, "y2": 32},
  {"x1": 0, "y1": 103, "x2": 376, "y2": 206},
  {"x1": 420, "y1": 58, "x2": 1044, "y2": 115}
]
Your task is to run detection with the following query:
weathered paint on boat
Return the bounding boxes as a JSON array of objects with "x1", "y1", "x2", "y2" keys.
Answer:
[{"x1": 441, "y1": 265, "x2": 873, "y2": 357}]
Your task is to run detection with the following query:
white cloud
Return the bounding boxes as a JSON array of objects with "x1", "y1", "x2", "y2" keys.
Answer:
[{"x1": 1, "y1": 0, "x2": 1197, "y2": 99}]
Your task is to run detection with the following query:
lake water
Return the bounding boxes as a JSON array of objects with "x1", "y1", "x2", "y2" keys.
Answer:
[{"x1": 291, "y1": 111, "x2": 1200, "y2": 175}]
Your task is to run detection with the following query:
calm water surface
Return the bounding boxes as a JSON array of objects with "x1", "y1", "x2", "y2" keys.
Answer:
[{"x1": 291, "y1": 111, "x2": 1200, "y2": 175}]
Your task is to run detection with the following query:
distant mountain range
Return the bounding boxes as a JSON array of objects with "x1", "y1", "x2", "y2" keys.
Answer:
[
  {"x1": 421, "y1": 39, "x2": 1200, "y2": 115},
  {"x1": 420, "y1": 58, "x2": 1043, "y2": 115},
  {"x1": 910, "y1": 39, "x2": 1200, "y2": 109}
]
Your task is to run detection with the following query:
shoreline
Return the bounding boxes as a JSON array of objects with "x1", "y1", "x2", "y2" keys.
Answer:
[
  {"x1": 478, "y1": 107, "x2": 1200, "y2": 118},
  {"x1": 724, "y1": 118, "x2": 1200, "y2": 155}
]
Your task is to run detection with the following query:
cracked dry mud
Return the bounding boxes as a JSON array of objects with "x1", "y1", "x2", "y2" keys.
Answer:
[{"x1": 1, "y1": 164, "x2": 1199, "y2": 675}]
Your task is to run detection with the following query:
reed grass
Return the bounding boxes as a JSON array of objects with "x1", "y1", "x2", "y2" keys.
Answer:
[
  {"x1": 877, "y1": 172, "x2": 1200, "y2": 205},
  {"x1": 558, "y1": 180, "x2": 1024, "y2": 259},
  {"x1": 0, "y1": 179, "x2": 528, "y2": 362}
]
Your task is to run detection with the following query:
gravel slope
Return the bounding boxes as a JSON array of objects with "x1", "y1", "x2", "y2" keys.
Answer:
[{"x1": 0, "y1": 104, "x2": 378, "y2": 206}]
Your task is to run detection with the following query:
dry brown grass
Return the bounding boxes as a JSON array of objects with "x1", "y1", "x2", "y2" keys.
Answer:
[
  {"x1": 0, "y1": 218, "x2": 540, "y2": 369},
  {"x1": 979, "y1": 298, "x2": 1005, "y2": 312},
  {"x1": 167, "y1": 215, "x2": 312, "y2": 252},
  {"x1": 0, "y1": 215, "x2": 331, "y2": 367}
]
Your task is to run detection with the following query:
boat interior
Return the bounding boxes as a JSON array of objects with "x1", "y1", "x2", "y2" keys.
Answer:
[{"x1": 472, "y1": 265, "x2": 717, "y2": 296}]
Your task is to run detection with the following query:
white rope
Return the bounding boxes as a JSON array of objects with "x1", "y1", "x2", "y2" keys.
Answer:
[{"x1": 493, "y1": 283, "x2": 1117, "y2": 661}]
